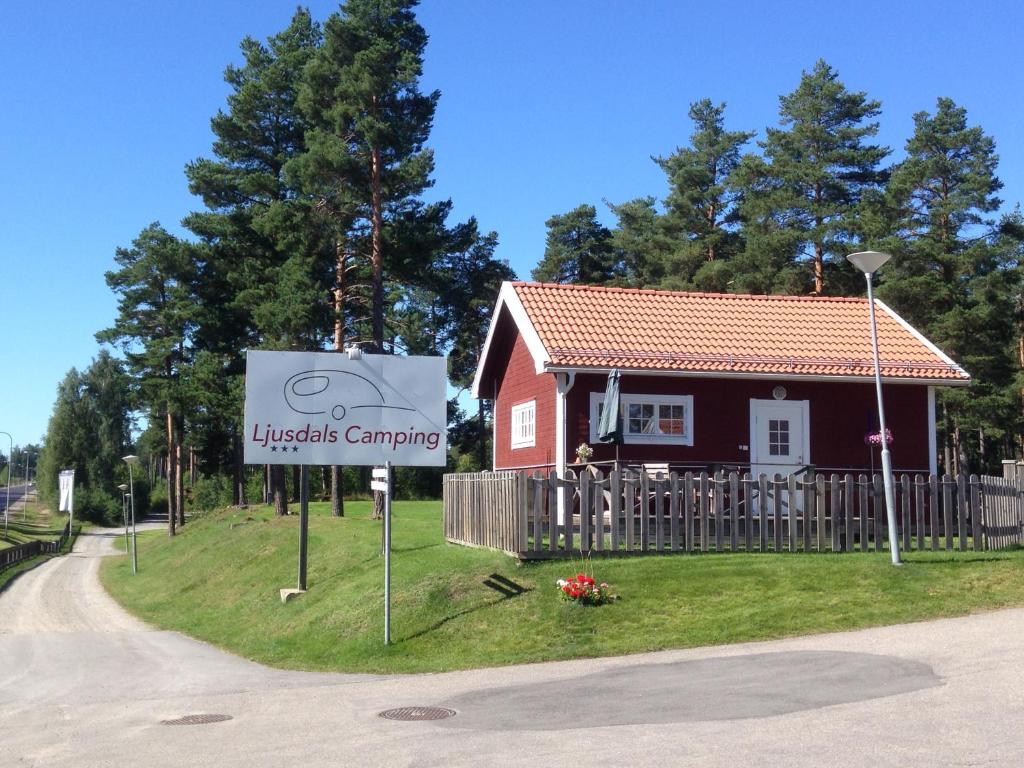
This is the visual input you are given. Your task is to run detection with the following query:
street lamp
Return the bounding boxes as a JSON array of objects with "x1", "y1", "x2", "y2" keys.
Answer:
[
  {"x1": 847, "y1": 250, "x2": 901, "y2": 566},
  {"x1": 122, "y1": 455, "x2": 140, "y2": 574},
  {"x1": 118, "y1": 483, "x2": 130, "y2": 558},
  {"x1": 0, "y1": 431, "x2": 12, "y2": 538}
]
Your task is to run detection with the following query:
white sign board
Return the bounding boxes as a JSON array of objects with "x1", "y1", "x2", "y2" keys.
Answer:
[
  {"x1": 244, "y1": 351, "x2": 447, "y2": 467},
  {"x1": 58, "y1": 469, "x2": 75, "y2": 512}
]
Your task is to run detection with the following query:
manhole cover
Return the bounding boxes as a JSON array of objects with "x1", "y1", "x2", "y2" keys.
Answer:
[
  {"x1": 161, "y1": 714, "x2": 233, "y2": 726},
  {"x1": 379, "y1": 706, "x2": 456, "y2": 721}
]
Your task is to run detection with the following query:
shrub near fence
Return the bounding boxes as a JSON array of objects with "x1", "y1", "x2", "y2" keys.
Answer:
[{"x1": 442, "y1": 469, "x2": 1023, "y2": 560}]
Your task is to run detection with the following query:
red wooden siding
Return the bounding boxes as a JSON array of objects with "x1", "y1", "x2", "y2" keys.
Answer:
[
  {"x1": 493, "y1": 322, "x2": 556, "y2": 469},
  {"x1": 566, "y1": 373, "x2": 931, "y2": 474}
]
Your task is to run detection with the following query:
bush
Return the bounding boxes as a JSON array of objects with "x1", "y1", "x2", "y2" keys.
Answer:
[
  {"x1": 191, "y1": 475, "x2": 233, "y2": 512},
  {"x1": 75, "y1": 486, "x2": 122, "y2": 526},
  {"x1": 245, "y1": 470, "x2": 266, "y2": 507},
  {"x1": 147, "y1": 481, "x2": 167, "y2": 516}
]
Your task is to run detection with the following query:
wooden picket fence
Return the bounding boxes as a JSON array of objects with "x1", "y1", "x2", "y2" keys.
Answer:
[
  {"x1": 442, "y1": 469, "x2": 1023, "y2": 559},
  {"x1": 0, "y1": 521, "x2": 72, "y2": 572}
]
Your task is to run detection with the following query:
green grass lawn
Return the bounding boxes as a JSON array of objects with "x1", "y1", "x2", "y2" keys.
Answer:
[
  {"x1": 1, "y1": 496, "x2": 71, "y2": 549},
  {"x1": 99, "y1": 500, "x2": 1024, "y2": 674}
]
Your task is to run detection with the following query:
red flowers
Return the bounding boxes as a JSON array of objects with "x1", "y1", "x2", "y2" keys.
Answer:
[{"x1": 556, "y1": 573, "x2": 616, "y2": 606}]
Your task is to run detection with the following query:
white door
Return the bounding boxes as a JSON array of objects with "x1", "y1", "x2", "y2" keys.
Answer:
[{"x1": 750, "y1": 399, "x2": 809, "y2": 480}]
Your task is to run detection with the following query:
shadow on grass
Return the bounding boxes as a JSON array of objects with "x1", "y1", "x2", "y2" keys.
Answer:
[
  {"x1": 399, "y1": 573, "x2": 532, "y2": 644},
  {"x1": 900, "y1": 554, "x2": 1021, "y2": 566}
]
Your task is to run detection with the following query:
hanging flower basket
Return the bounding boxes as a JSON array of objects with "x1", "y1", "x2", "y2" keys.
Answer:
[{"x1": 864, "y1": 428, "x2": 894, "y2": 447}]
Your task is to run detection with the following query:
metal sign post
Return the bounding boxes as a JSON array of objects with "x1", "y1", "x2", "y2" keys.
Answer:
[
  {"x1": 372, "y1": 464, "x2": 392, "y2": 645},
  {"x1": 298, "y1": 465, "x2": 309, "y2": 591}
]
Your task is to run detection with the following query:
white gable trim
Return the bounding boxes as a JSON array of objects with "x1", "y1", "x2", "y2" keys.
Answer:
[
  {"x1": 471, "y1": 282, "x2": 551, "y2": 398},
  {"x1": 875, "y1": 299, "x2": 970, "y2": 381}
]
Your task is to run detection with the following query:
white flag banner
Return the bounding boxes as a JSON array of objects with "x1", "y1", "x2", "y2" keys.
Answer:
[
  {"x1": 58, "y1": 469, "x2": 75, "y2": 512},
  {"x1": 244, "y1": 350, "x2": 448, "y2": 467}
]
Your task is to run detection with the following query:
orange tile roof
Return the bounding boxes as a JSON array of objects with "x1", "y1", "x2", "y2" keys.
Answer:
[{"x1": 512, "y1": 282, "x2": 969, "y2": 382}]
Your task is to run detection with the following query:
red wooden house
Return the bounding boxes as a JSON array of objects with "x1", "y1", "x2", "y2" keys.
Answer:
[{"x1": 472, "y1": 282, "x2": 970, "y2": 481}]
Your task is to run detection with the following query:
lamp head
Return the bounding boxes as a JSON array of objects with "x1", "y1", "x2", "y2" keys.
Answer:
[
  {"x1": 121, "y1": 454, "x2": 140, "y2": 465},
  {"x1": 118, "y1": 484, "x2": 128, "y2": 491},
  {"x1": 846, "y1": 251, "x2": 892, "y2": 275}
]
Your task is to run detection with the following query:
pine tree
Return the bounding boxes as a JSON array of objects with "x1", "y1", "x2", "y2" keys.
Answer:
[
  {"x1": 96, "y1": 225, "x2": 195, "y2": 535},
  {"x1": 185, "y1": 10, "x2": 326, "y2": 515},
  {"x1": 875, "y1": 98, "x2": 1018, "y2": 472},
  {"x1": 532, "y1": 204, "x2": 620, "y2": 284},
  {"x1": 299, "y1": 0, "x2": 438, "y2": 353},
  {"x1": 738, "y1": 60, "x2": 889, "y2": 294},
  {"x1": 607, "y1": 197, "x2": 673, "y2": 289},
  {"x1": 655, "y1": 99, "x2": 754, "y2": 287},
  {"x1": 437, "y1": 221, "x2": 515, "y2": 468}
]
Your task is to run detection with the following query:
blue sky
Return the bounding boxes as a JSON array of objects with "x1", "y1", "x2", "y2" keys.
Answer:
[{"x1": 1, "y1": 0, "x2": 1021, "y2": 448}]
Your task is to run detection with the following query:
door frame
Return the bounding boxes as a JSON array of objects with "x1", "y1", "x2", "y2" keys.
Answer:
[{"x1": 749, "y1": 398, "x2": 811, "y2": 472}]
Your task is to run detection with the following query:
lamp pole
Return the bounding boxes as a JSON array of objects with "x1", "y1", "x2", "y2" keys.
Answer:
[
  {"x1": 122, "y1": 455, "x2": 140, "y2": 574},
  {"x1": 847, "y1": 251, "x2": 901, "y2": 566},
  {"x1": 0, "y1": 431, "x2": 12, "y2": 538},
  {"x1": 118, "y1": 483, "x2": 130, "y2": 558}
]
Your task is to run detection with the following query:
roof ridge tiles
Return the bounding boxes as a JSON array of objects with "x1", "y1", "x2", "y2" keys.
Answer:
[{"x1": 511, "y1": 281, "x2": 867, "y2": 303}]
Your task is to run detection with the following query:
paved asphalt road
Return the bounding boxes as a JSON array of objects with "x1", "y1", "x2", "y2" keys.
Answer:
[
  {"x1": 0, "y1": 482, "x2": 29, "y2": 514},
  {"x1": 3, "y1": 528, "x2": 1024, "y2": 767}
]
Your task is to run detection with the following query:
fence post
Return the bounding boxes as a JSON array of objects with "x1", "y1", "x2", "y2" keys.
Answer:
[
  {"x1": 970, "y1": 475, "x2": 982, "y2": 551},
  {"x1": 610, "y1": 469, "x2": 622, "y2": 552},
  {"x1": 670, "y1": 473, "x2": 681, "y2": 552}
]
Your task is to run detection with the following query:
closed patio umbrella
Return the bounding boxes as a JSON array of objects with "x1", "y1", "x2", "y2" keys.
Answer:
[{"x1": 597, "y1": 369, "x2": 623, "y2": 454}]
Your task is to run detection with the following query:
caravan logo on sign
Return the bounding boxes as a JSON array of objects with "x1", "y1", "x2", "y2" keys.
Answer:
[{"x1": 244, "y1": 350, "x2": 447, "y2": 467}]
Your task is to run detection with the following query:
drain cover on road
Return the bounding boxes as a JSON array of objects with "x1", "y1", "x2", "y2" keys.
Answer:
[
  {"x1": 161, "y1": 714, "x2": 233, "y2": 726},
  {"x1": 379, "y1": 706, "x2": 456, "y2": 721}
]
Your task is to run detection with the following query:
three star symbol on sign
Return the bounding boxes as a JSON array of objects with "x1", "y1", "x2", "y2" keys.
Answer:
[{"x1": 269, "y1": 446, "x2": 300, "y2": 453}]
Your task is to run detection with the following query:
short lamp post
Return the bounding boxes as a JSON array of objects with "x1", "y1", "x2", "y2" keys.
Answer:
[
  {"x1": 117, "y1": 483, "x2": 130, "y2": 559},
  {"x1": 847, "y1": 251, "x2": 901, "y2": 566},
  {"x1": 122, "y1": 455, "x2": 140, "y2": 574},
  {"x1": 0, "y1": 430, "x2": 12, "y2": 538}
]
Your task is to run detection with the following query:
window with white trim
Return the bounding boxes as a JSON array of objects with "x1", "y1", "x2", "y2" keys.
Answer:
[
  {"x1": 589, "y1": 392, "x2": 693, "y2": 446},
  {"x1": 510, "y1": 400, "x2": 536, "y2": 449}
]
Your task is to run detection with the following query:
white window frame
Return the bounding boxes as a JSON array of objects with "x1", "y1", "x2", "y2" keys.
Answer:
[
  {"x1": 510, "y1": 400, "x2": 536, "y2": 449},
  {"x1": 589, "y1": 392, "x2": 694, "y2": 446}
]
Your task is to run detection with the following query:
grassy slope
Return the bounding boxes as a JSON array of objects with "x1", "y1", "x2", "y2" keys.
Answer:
[{"x1": 100, "y1": 501, "x2": 1024, "y2": 674}]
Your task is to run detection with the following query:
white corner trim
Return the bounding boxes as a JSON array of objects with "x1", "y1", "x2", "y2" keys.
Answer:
[
  {"x1": 927, "y1": 386, "x2": 938, "y2": 476},
  {"x1": 471, "y1": 282, "x2": 551, "y2": 398},
  {"x1": 875, "y1": 299, "x2": 971, "y2": 381}
]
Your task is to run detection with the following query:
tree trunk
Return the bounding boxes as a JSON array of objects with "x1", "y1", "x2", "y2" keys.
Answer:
[
  {"x1": 232, "y1": 430, "x2": 245, "y2": 506},
  {"x1": 370, "y1": 100, "x2": 385, "y2": 521},
  {"x1": 291, "y1": 464, "x2": 301, "y2": 503},
  {"x1": 813, "y1": 241, "x2": 824, "y2": 294},
  {"x1": 477, "y1": 398, "x2": 487, "y2": 470},
  {"x1": 331, "y1": 238, "x2": 347, "y2": 518},
  {"x1": 166, "y1": 409, "x2": 177, "y2": 537},
  {"x1": 271, "y1": 464, "x2": 288, "y2": 516},
  {"x1": 953, "y1": 420, "x2": 964, "y2": 476},
  {"x1": 175, "y1": 425, "x2": 185, "y2": 529},
  {"x1": 331, "y1": 466, "x2": 344, "y2": 517}
]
